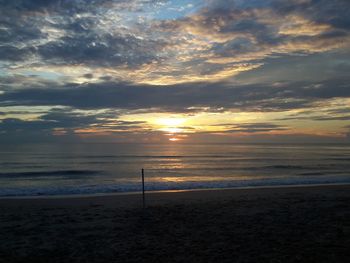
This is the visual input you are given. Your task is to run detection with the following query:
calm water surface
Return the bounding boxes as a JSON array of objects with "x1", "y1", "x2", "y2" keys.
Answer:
[{"x1": 0, "y1": 143, "x2": 350, "y2": 196}]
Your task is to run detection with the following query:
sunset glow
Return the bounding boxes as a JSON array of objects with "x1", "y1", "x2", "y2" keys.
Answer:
[
  {"x1": 157, "y1": 118, "x2": 186, "y2": 128},
  {"x1": 0, "y1": 0, "x2": 349, "y2": 144},
  {"x1": 1, "y1": 2, "x2": 350, "y2": 261}
]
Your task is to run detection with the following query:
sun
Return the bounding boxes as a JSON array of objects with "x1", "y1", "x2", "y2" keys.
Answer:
[
  {"x1": 156, "y1": 117, "x2": 186, "y2": 133},
  {"x1": 157, "y1": 118, "x2": 186, "y2": 127}
]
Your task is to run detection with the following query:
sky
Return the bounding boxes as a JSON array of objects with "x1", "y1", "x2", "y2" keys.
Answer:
[{"x1": 0, "y1": 0, "x2": 349, "y2": 143}]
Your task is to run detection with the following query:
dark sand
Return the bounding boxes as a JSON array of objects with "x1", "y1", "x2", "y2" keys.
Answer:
[{"x1": 1, "y1": 185, "x2": 350, "y2": 263}]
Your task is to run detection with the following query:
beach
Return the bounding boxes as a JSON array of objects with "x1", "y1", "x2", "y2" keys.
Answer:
[{"x1": 1, "y1": 184, "x2": 350, "y2": 262}]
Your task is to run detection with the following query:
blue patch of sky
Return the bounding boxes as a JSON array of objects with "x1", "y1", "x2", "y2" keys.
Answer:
[
  {"x1": 0, "y1": 63, "x2": 9, "y2": 77},
  {"x1": 20, "y1": 70, "x2": 63, "y2": 81},
  {"x1": 151, "y1": 0, "x2": 204, "y2": 20}
]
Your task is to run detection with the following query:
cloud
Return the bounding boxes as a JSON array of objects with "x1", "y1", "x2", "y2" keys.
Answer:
[
  {"x1": 1, "y1": 79, "x2": 349, "y2": 112},
  {"x1": 37, "y1": 34, "x2": 164, "y2": 68},
  {"x1": 308, "y1": 115, "x2": 350, "y2": 121},
  {"x1": 222, "y1": 122, "x2": 288, "y2": 133},
  {"x1": 0, "y1": 108, "x2": 101, "y2": 132},
  {"x1": 0, "y1": 0, "x2": 350, "y2": 143},
  {"x1": 153, "y1": 0, "x2": 350, "y2": 83},
  {"x1": 276, "y1": 102, "x2": 350, "y2": 122},
  {"x1": 1, "y1": 0, "x2": 349, "y2": 84},
  {"x1": 0, "y1": 0, "x2": 165, "y2": 13},
  {"x1": 0, "y1": 46, "x2": 33, "y2": 62},
  {"x1": 0, "y1": 107, "x2": 147, "y2": 136},
  {"x1": 0, "y1": 0, "x2": 167, "y2": 66}
]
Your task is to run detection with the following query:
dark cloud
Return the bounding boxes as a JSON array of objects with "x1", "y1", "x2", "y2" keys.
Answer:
[
  {"x1": 328, "y1": 108, "x2": 350, "y2": 115},
  {"x1": 0, "y1": 22, "x2": 42, "y2": 46},
  {"x1": 279, "y1": 115, "x2": 350, "y2": 121},
  {"x1": 40, "y1": 108, "x2": 105, "y2": 128},
  {"x1": 311, "y1": 116, "x2": 350, "y2": 121},
  {"x1": 0, "y1": 0, "x2": 160, "y2": 14},
  {"x1": 277, "y1": 105, "x2": 350, "y2": 121},
  {"x1": 235, "y1": 51, "x2": 350, "y2": 84},
  {"x1": 207, "y1": 122, "x2": 288, "y2": 133},
  {"x1": 197, "y1": 122, "x2": 288, "y2": 134},
  {"x1": 0, "y1": 0, "x2": 167, "y2": 67},
  {"x1": 279, "y1": 0, "x2": 350, "y2": 31},
  {"x1": 0, "y1": 0, "x2": 71, "y2": 12},
  {"x1": 0, "y1": 108, "x2": 103, "y2": 133},
  {"x1": 0, "y1": 108, "x2": 147, "y2": 140},
  {"x1": 0, "y1": 75, "x2": 60, "y2": 93},
  {"x1": 0, "y1": 2, "x2": 46, "y2": 62},
  {"x1": 83, "y1": 73, "x2": 94, "y2": 79},
  {"x1": 0, "y1": 46, "x2": 34, "y2": 62},
  {"x1": 0, "y1": 118, "x2": 57, "y2": 131},
  {"x1": 225, "y1": 123, "x2": 288, "y2": 133},
  {"x1": 37, "y1": 34, "x2": 164, "y2": 67},
  {"x1": 1, "y1": 79, "x2": 349, "y2": 112}
]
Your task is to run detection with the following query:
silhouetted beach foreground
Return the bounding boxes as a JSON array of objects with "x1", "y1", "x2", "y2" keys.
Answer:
[{"x1": 1, "y1": 185, "x2": 349, "y2": 263}]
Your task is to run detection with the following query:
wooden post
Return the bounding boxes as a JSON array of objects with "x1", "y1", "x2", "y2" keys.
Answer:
[{"x1": 142, "y1": 168, "x2": 145, "y2": 209}]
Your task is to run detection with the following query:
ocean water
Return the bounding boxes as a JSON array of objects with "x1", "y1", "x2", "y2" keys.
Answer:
[{"x1": 0, "y1": 143, "x2": 350, "y2": 197}]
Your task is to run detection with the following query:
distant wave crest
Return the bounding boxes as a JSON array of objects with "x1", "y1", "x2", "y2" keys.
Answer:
[{"x1": 0, "y1": 170, "x2": 101, "y2": 178}]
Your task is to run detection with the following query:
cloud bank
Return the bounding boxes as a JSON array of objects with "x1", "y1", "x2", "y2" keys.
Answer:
[{"x1": 0, "y1": 0, "x2": 349, "y2": 142}]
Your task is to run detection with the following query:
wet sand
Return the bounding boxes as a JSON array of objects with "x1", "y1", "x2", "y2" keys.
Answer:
[{"x1": 1, "y1": 185, "x2": 350, "y2": 262}]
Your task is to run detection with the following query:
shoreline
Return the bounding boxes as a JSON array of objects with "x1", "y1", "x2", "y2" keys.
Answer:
[
  {"x1": 1, "y1": 183, "x2": 350, "y2": 209},
  {"x1": 0, "y1": 181, "x2": 350, "y2": 201}
]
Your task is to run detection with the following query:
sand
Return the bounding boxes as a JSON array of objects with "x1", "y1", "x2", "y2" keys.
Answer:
[{"x1": 0, "y1": 184, "x2": 350, "y2": 262}]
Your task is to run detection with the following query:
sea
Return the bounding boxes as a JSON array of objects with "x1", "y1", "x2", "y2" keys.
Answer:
[{"x1": 0, "y1": 143, "x2": 350, "y2": 197}]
